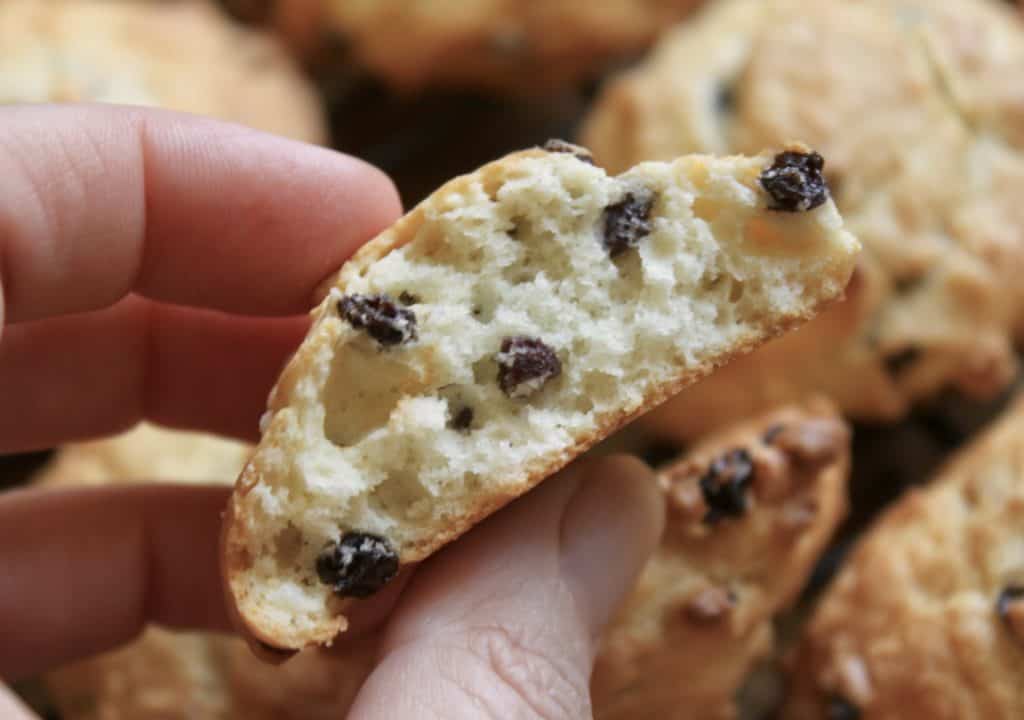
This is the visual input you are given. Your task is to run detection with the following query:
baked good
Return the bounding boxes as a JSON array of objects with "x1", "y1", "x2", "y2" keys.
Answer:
[
  {"x1": 233, "y1": 400, "x2": 852, "y2": 720},
  {"x1": 45, "y1": 629, "x2": 234, "y2": 720},
  {"x1": 35, "y1": 425, "x2": 369, "y2": 720},
  {"x1": 36, "y1": 404, "x2": 850, "y2": 720},
  {"x1": 581, "y1": 0, "x2": 1024, "y2": 438},
  {"x1": 0, "y1": 0, "x2": 325, "y2": 143},
  {"x1": 222, "y1": 140, "x2": 860, "y2": 650},
  {"x1": 35, "y1": 424, "x2": 251, "y2": 720},
  {"x1": 274, "y1": 0, "x2": 704, "y2": 93},
  {"x1": 784, "y1": 396, "x2": 1024, "y2": 719},
  {"x1": 592, "y1": 400, "x2": 850, "y2": 720},
  {"x1": 37, "y1": 423, "x2": 253, "y2": 490}
]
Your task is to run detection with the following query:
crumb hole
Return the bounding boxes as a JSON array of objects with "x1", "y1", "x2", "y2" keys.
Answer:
[
  {"x1": 272, "y1": 525, "x2": 304, "y2": 569},
  {"x1": 324, "y1": 346, "x2": 417, "y2": 447}
]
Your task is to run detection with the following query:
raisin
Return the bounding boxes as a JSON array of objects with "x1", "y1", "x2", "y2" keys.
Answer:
[
  {"x1": 760, "y1": 150, "x2": 829, "y2": 212},
  {"x1": 883, "y1": 347, "x2": 921, "y2": 378},
  {"x1": 826, "y1": 695, "x2": 861, "y2": 720},
  {"x1": 450, "y1": 406, "x2": 474, "y2": 432},
  {"x1": 602, "y1": 191, "x2": 655, "y2": 257},
  {"x1": 700, "y1": 448, "x2": 754, "y2": 524},
  {"x1": 316, "y1": 532, "x2": 399, "y2": 598},
  {"x1": 542, "y1": 139, "x2": 594, "y2": 164},
  {"x1": 398, "y1": 291, "x2": 419, "y2": 306},
  {"x1": 496, "y1": 336, "x2": 561, "y2": 399},
  {"x1": 338, "y1": 293, "x2": 417, "y2": 347}
]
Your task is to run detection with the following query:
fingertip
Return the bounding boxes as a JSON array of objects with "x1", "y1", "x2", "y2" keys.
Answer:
[{"x1": 558, "y1": 454, "x2": 664, "y2": 644}]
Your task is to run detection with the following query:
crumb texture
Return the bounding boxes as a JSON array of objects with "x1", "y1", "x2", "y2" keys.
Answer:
[
  {"x1": 583, "y1": 0, "x2": 1024, "y2": 437},
  {"x1": 225, "y1": 146, "x2": 858, "y2": 648}
]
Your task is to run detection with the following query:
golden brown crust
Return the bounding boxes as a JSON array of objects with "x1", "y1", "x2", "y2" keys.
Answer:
[
  {"x1": 583, "y1": 0, "x2": 1024, "y2": 438},
  {"x1": 785, "y1": 395, "x2": 1024, "y2": 720},
  {"x1": 0, "y1": 0, "x2": 325, "y2": 144},
  {"x1": 224, "y1": 145, "x2": 859, "y2": 651},
  {"x1": 224, "y1": 305, "x2": 838, "y2": 651},
  {"x1": 290, "y1": 0, "x2": 706, "y2": 93},
  {"x1": 592, "y1": 399, "x2": 850, "y2": 720}
]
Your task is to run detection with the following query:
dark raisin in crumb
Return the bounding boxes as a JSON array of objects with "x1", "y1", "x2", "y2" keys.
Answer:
[
  {"x1": 762, "y1": 424, "x2": 785, "y2": 444},
  {"x1": 760, "y1": 150, "x2": 830, "y2": 212},
  {"x1": 398, "y1": 291, "x2": 419, "y2": 306},
  {"x1": 338, "y1": 293, "x2": 417, "y2": 347},
  {"x1": 542, "y1": 139, "x2": 594, "y2": 164},
  {"x1": 450, "y1": 406, "x2": 474, "y2": 432},
  {"x1": 997, "y1": 586, "x2": 1024, "y2": 628},
  {"x1": 496, "y1": 336, "x2": 561, "y2": 399},
  {"x1": 316, "y1": 532, "x2": 399, "y2": 598},
  {"x1": 826, "y1": 695, "x2": 861, "y2": 720},
  {"x1": 715, "y1": 84, "x2": 736, "y2": 114},
  {"x1": 602, "y1": 191, "x2": 655, "y2": 257},
  {"x1": 700, "y1": 448, "x2": 754, "y2": 524},
  {"x1": 883, "y1": 346, "x2": 922, "y2": 378}
]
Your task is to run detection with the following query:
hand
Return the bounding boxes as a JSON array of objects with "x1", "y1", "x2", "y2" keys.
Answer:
[{"x1": 0, "y1": 105, "x2": 664, "y2": 719}]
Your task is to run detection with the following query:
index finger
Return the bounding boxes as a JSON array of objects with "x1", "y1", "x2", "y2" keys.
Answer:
[
  {"x1": 0, "y1": 484, "x2": 404, "y2": 681},
  {"x1": 0, "y1": 104, "x2": 401, "y2": 325}
]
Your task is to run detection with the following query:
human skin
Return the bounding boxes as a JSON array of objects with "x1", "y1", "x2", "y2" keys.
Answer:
[{"x1": 0, "y1": 106, "x2": 663, "y2": 719}]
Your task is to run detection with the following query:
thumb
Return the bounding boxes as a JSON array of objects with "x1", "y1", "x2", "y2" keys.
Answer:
[{"x1": 347, "y1": 454, "x2": 665, "y2": 720}]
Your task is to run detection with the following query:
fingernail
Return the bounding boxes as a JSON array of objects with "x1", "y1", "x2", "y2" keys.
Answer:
[{"x1": 558, "y1": 455, "x2": 665, "y2": 647}]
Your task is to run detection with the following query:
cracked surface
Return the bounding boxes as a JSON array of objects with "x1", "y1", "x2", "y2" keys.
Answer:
[
  {"x1": 583, "y1": 0, "x2": 1024, "y2": 438},
  {"x1": 785, "y1": 395, "x2": 1024, "y2": 720},
  {"x1": 0, "y1": 0, "x2": 325, "y2": 143},
  {"x1": 309, "y1": 0, "x2": 706, "y2": 92},
  {"x1": 592, "y1": 400, "x2": 850, "y2": 720}
]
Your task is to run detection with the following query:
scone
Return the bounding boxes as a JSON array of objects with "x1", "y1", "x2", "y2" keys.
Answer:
[
  {"x1": 228, "y1": 401, "x2": 851, "y2": 720},
  {"x1": 784, "y1": 396, "x2": 1024, "y2": 720},
  {"x1": 0, "y1": 0, "x2": 325, "y2": 143},
  {"x1": 222, "y1": 141, "x2": 860, "y2": 650},
  {"x1": 45, "y1": 630, "x2": 234, "y2": 720},
  {"x1": 37, "y1": 423, "x2": 254, "y2": 490},
  {"x1": 273, "y1": 0, "x2": 704, "y2": 93},
  {"x1": 582, "y1": 0, "x2": 1024, "y2": 438},
  {"x1": 35, "y1": 424, "x2": 251, "y2": 720},
  {"x1": 593, "y1": 400, "x2": 850, "y2": 720}
]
